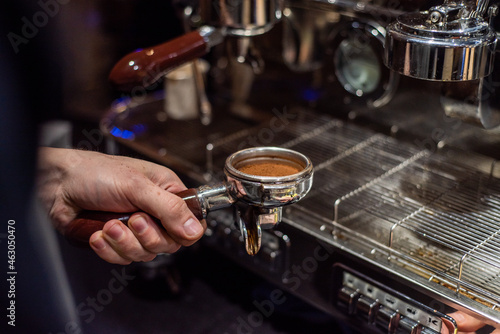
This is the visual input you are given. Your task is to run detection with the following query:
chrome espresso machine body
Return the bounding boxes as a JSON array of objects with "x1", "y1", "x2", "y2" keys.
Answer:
[{"x1": 102, "y1": 0, "x2": 500, "y2": 333}]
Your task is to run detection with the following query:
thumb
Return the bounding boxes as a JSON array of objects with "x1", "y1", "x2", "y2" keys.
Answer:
[{"x1": 126, "y1": 178, "x2": 205, "y2": 245}]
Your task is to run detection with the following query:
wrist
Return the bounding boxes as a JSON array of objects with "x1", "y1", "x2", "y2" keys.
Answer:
[{"x1": 37, "y1": 147, "x2": 76, "y2": 230}]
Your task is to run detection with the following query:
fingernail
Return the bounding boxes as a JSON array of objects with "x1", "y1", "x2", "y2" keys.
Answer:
[
  {"x1": 131, "y1": 216, "x2": 148, "y2": 235},
  {"x1": 91, "y1": 237, "x2": 106, "y2": 250},
  {"x1": 107, "y1": 223, "x2": 124, "y2": 241},
  {"x1": 183, "y1": 218, "x2": 202, "y2": 237}
]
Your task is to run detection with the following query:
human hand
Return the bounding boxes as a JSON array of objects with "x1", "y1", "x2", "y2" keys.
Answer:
[
  {"x1": 441, "y1": 311, "x2": 500, "y2": 334},
  {"x1": 37, "y1": 147, "x2": 206, "y2": 264}
]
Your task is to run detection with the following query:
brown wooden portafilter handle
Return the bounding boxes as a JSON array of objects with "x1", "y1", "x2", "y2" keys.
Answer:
[
  {"x1": 64, "y1": 189, "x2": 203, "y2": 246},
  {"x1": 108, "y1": 30, "x2": 208, "y2": 91}
]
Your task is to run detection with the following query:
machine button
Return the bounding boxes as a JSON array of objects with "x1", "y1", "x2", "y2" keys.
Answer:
[
  {"x1": 421, "y1": 327, "x2": 440, "y2": 334},
  {"x1": 355, "y1": 295, "x2": 379, "y2": 324},
  {"x1": 337, "y1": 286, "x2": 359, "y2": 315},
  {"x1": 396, "y1": 317, "x2": 421, "y2": 334},
  {"x1": 376, "y1": 306, "x2": 400, "y2": 334}
]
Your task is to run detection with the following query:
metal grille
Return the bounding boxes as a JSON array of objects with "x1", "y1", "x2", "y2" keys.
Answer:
[
  {"x1": 208, "y1": 112, "x2": 500, "y2": 309},
  {"x1": 331, "y1": 146, "x2": 500, "y2": 299}
]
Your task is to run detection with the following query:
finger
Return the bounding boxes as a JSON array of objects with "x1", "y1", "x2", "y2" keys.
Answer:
[
  {"x1": 127, "y1": 178, "x2": 205, "y2": 245},
  {"x1": 128, "y1": 212, "x2": 182, "y2": 254},
  {"x1": 101, "y1": 220, "x2": 157, "y2": 263},
  {"x1": 449, "y1": 311, "x2": 486, "y2": 332},
  {"x1": 153, "y1": 192, "x2": 205, "y2": 245},
  {"x1": 89, "y1": 231, "x2": 133, "y2": 265},
  {"x1": 440, "y1": 321, "x2": 450, "y2": 334}
]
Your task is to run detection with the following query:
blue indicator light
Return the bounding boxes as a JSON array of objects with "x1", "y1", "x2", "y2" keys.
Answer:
[{"x1": 110, "y1": 127, "x2": 135, "y2": 140}]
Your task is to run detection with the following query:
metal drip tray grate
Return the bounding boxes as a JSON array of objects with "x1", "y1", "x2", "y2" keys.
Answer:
[
  {"x1": 242, "y1": 111, "x2": 500, "y2": 315},
  {"x1": 392, "y1": 177, "x2": 500, "y2": 295},
  {"x1": 330, "y1": 143, "x2": 500, "y2": 310}
]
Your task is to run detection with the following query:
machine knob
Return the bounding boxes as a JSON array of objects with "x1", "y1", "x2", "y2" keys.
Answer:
[
  {"x1": 355, "y1": 295, "x2": 379, "y2": 324},
  {"x1": 337, "y1": 286, "x2": 359, "y2": 315},
  {"x1": 396, "y1": 317, "x2": 422, "y2": 334},
  {"x1": 376, "y1": 306, "x2": 400, "y2": 334}
]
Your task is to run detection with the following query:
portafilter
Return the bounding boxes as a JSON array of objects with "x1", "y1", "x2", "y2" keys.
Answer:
[{"x1": 65, "y1": 147, "x2": 313, "y2": 255}]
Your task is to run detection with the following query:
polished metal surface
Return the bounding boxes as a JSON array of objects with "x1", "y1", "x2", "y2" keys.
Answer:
[
  {"x1": 256, "y1": 207, "x2": 282, "y2": 229},
  {"x1": 382, "y1": 0, "x2": 500, "y2": 82},
  {"x1": 283, "y1": 118, "x2": 500, "y2": 323},
  {"x1": 282, "y1": 0, "x2": 338, "y2": 72},
  {"x1": 225, "y1": 146, "x2": 314, "y2": 208},
  {"x1": 198, "y1": 26, "x2": 226, "y2": 49},
  {"x1": 199, "y1": 0, "x2": 283, "y2": 36},
  {"x1": 440, "y1": 76, "x2": 500, "y2": 129},
  {"x1": 384, "y1": 9, "x2": 497, "y2": 81},
  {"x1": 197, "y1": 183, "x2": 234, "y2": 215},
  {"x1": 187, "y1": 146, "x2": 313, "y2": 255}
]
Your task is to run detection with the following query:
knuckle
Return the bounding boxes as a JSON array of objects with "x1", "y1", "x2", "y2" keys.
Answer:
[
  {"x1": 139, "y1": 234, "x2": 163, "y2": 252},
  {"x1": 165, "y1": 195, "x2": 187, "y2": 215},
  {"x1": 107, "y1": 235, "x2": 144, "y2": 262}
]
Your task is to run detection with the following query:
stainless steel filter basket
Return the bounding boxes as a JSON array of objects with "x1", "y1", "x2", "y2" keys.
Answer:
[{"x1": 224, "y1": 146, "x2": 314, "y2": 208}]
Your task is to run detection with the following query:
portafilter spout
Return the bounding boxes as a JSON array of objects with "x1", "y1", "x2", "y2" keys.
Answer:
[
  {"x1": 64, "y1": 147, "x2": 313, "y2": 256},
  {"x1": 384, "y1": 1, "x2": 497, "y2": 81},
  {"x1": 109, "y1": 0, "x2": 283, "y2": 91}
]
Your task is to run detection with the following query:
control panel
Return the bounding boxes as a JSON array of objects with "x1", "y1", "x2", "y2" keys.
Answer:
[{"x1": 337, "y1": 272, "x2": 444, "y2": 334}]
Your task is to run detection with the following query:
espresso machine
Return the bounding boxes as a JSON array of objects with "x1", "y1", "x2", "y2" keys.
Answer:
[{"x1": 99, "y1": 0, "x2": 500, "y2": 333}]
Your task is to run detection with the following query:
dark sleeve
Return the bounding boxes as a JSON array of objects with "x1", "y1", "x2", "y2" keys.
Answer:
[{"x1": 1, "y1": 1, "x2": 79, "y2": 333}]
